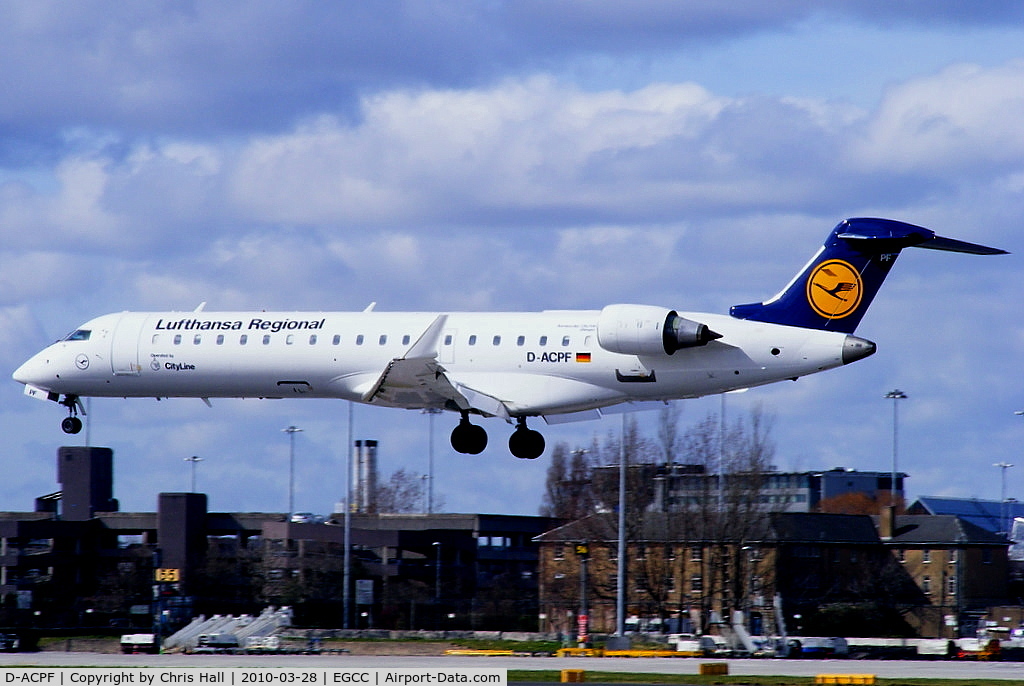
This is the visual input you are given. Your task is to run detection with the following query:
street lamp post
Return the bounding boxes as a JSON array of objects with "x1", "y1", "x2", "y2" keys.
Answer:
[
  {"x1": 344, "y1": 402, "x2": 353, "y2": 630},
  {"x1": 282, "y1": 425, "x2": 303, "y2": 517},
  {"x1": 994, "y1": 461, "x2": 1014, "y2": 536},
  {"x1": 884, "y1": 390, "x2": 907, "y2": 508},
  {"x1": 432, "y1": 540, "x2": 442, "y2": 628},
  {"x1": 575, "y1": 542, "x2": 590, "y2": 647},
  {"x1": 432, "y1": 541, "x2": 442, "y2": 602},
  {"x1": 616, "y1": 413, "x2": 627, "y2": 639},
  {"x1": 183, "y1": 455, "x2": 203, "y2": 493},
  {"x1": 424, "y1": 408, "x2": 441, "y2": 514}
]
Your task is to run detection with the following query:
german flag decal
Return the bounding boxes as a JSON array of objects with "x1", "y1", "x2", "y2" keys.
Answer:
[{"x1": 575, "y1": 352, "x2": 592, "y2": 363}]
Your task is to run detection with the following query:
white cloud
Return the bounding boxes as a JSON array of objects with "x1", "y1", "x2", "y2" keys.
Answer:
[{"x1": 851, "y1": 60, "x2": 1024, "y2": 173}]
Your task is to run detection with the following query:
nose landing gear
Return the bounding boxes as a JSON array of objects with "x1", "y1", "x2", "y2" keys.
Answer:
[{"x1": 59, "y1": 395, "x2": 84, "y2": 435}]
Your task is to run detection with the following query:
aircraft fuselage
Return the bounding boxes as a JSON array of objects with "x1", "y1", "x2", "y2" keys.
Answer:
[{"x1": 14, "y1": 308, "x2": 866, "y2": 415}]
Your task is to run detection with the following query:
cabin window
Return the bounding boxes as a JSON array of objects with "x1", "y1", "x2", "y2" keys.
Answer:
[
  {"x1": 240, "y1": 335, "x2": 248, "y2": 345},
  {"x1": 309, "y1": 335, "x2": 317, "y2": 345},
  {"x1": 356, "y1": 335, "x2": 364, "y2": 345},
  {"x1": 332, "y1": 335, "x2": 341, "y2": 345},
  {"x1": 516, "y1": 335, "x2": 525, "y2": 346},
  {"x1": 444, "y1": 335, "x2": 453, "y2": 345},
  {"x1": 193, "y1": 335, "x2": 202, "y2": 345},
  {"x1": 262, "y1": 335, "x2": 271, "y2": 345},
  {"x1": 152, "y1": 334, "x2": 160, "y2": 345},
  {"x1": 562, "y1": 336, "x2": 570, "y2": 347},
  {"x1": 539, "y1": 335, "x2": 547, "y2": 346},
  {"x1": 286, "y1": 335, "x2": 294, "y2": 345},
  {"x1": 492, "y1": 335, "x2": 501, "y2": 346},
  {"x1": 216, "y1": 335, "x2": 224, "y2": 345},
  {"x1": 379, "y1": 335, "x2": 387, "y2": 345},
  {"x1": 173, "y1": 335, "x2": 182, "y2": 345},
  {"x1": 468, "y1": 335, "x2": 477, "y2": 346},
  {"x1": 402, "y1": 335, "x2": 411, "y2": 345}
]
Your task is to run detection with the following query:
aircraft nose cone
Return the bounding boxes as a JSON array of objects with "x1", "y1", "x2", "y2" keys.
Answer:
[
  {"x1": 12, "y1": 354, "x2": 49, "y2": 386},
  {"x1": 13, "y1": 360, "x2": 33, "y2": 384},
  {"x1": 842, "y1": 335, "x2": 876, "y2": 365}
]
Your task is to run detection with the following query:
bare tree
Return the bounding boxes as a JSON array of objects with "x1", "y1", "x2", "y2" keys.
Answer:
[
  {"x1": 657, "y1": 401, "x2": 683, "y2": 467},
  {"x1": 375, "y1": 468, "x2": 442, "y2": 513},
  {"x1": 538, "y1": 406, "x2": 779, "y2": 632},
  {"x1": 540, "y1": 442, "x2": 596, "y2": 519}
]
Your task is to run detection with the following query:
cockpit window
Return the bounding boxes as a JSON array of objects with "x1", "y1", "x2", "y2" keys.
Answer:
[{"x1": 64, "y1": 329, "x2": 91, "y2": 342}]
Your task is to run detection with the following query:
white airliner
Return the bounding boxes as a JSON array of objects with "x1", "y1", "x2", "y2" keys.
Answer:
[{"x1": 13, "y1": 218, "x2": 1005, "y2": 459}]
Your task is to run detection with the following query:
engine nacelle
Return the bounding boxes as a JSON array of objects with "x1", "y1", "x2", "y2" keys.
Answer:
[{"x1": 597, "y1": 304, "x2": 720, "y2": 356}]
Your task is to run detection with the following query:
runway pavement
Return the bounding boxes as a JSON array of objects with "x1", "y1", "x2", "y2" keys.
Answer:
[{"x1": 0, "y1": 653, "x2": 1022, "y2": 681}]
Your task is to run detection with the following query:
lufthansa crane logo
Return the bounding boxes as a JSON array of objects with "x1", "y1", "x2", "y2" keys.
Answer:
[{"x1": 806, "y1": 259, "x2": 863, "y2": 319}]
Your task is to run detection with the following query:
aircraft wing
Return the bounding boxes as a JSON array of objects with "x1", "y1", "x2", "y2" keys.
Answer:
[{"x1": 360, "y1": 315, "x2": 512, "y2": 418}]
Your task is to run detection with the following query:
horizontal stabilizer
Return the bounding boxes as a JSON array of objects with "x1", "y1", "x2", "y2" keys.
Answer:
[{"x1": 916, "y1": 235, "x2": 1008, "y2": 255}]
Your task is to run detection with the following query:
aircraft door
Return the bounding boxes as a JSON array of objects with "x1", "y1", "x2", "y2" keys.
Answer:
[{"x1": 110, "y1": 313, "x2": 148, "y2": 376}]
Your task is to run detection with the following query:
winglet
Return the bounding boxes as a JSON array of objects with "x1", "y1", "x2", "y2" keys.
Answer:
[{"x1": 404, "y1": 314, "x2": 448, "y2": 359}]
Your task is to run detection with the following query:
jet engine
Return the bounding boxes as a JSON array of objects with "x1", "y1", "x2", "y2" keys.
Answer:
[{"x1": 596, "y1": 304, "x2": 720, "y2": 356}]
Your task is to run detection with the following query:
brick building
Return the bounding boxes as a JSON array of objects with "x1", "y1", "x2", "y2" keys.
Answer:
[{"x1": 535, "y1": 510, "x2": 1009, "y2": 638}]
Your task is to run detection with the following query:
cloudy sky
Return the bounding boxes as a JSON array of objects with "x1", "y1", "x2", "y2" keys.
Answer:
[{"x1": 2, "y1": 2, "x2": 1024, "y2": 518}]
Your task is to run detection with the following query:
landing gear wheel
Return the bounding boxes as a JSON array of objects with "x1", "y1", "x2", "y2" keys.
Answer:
[
  {"x1": 61, "y1": 416, "x2": 83, "y2": 435},
  {"x1": 450, "y1": 415, "x2": 488, "y2": 455},
  {"x1": 509, "y1": 419, "x2": 545, "y2": 459}
]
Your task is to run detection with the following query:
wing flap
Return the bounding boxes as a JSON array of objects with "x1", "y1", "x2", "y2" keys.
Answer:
[{"x1": 361, "y1": 315, "x2": 460, "y2": 407}]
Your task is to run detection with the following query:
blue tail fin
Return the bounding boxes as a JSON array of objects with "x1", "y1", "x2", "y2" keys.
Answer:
[{"x1": 729, "y1": 218, "x2": 1006, "y2": 333}]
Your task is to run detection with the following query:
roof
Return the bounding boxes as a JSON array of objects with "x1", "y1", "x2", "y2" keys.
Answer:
[
  {"x1": 347, "y1": 512, "x2": 559, "y2": 534},
  {"x1": 872, "y1": 514, "x2": 1007, "y2": 546},
  {"x1": 535, "y1": 512, "x2": 878, "y2": 545},
  {"x1": 769, "y1": 512, "x2": 880, "y2": 545},
  {"x1": 909, "y1": 496, "x2": 1024, "y2": 534}
]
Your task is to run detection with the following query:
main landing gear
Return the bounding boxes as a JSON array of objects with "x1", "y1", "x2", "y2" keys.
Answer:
[
  {"x1": 508, "y1": 417, "x2": 545, "y2": 460},
  {"x1": 450, "y1": 412, "x2": 488, "y2": 455},
  {"x1": 59, "y1": 395, "x2": 84, "y2": 435},
  {"x1": 449, "y1": 412, "x2": 545, "y2": 460}
]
